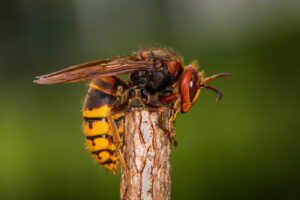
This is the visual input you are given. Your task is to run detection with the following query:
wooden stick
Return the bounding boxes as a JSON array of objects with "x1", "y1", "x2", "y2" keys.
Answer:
[{"x1": 120, "y1": 109, "x2": 172, "y2": 200}]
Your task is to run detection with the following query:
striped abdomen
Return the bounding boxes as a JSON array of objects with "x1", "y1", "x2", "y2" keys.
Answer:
[{"x1": 83, "y1": 77, "x2": 126, "y2": 173}]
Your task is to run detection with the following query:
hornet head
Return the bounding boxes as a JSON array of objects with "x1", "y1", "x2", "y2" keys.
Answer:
[{"x1": 179, "y1": 63, "x2": 231, "y2": 113}]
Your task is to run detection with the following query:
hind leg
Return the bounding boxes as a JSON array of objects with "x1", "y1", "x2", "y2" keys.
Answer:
[{"x1": 107, "y1": 103, "x2": 129, "y2": 172}]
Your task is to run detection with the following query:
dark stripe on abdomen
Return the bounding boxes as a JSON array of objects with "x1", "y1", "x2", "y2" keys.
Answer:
[
  {"x1": 86, "y1": 134, "x2": 112, "y2": 145},
  {"x1": 84, "y1": 117, "x2": 107, "y2": 129},
  {"x1": 84, "y1": 117, "x2": 107, "y2": 122},
  {"x1": 114, "y1": 116, "x2": 124, "y2": 123},
  {"x1": 101, "y1": 159, "x2": 115, "y2": 165},
  {"x1": 84, "y1": 87, "x2": 116, "y2": 110},
  {"x1": 92, "y1": 78, "x2": 118, "y2": 94},
  {"x1": 92, "y1": 149, "x2": 115, "y2": 155},
  {"x1": 86, "y1": 134, "x2": 111, "y2": 140}
]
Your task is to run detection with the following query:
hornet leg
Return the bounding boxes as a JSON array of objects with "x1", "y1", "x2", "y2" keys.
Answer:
[
  {"x1": 107, "y1": 103, "x2": 129, "y2": 173},
  {"x1": 158, "y1": 93, "x2": 182, "y2": 146}
]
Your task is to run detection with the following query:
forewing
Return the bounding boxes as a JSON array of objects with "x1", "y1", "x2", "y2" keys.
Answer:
[{"x1": 34, "y1": 57, "x2": 153, "y2": 84}]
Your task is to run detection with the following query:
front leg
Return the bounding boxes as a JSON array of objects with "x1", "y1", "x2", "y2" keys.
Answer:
[
  {"x1": 158, "y1": 93, "x2": 182, "y2": 146},
  {"x1": 146, "y1": 105, "x2": 169, "y2": 132}
]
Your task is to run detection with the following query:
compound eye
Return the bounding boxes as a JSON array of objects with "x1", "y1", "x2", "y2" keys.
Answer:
[
  {"x1": 189, "y1": 72, "x2": 199, "y2": 101},
  {"x1": 179, "y1": 68, "x2": 200, "y2": 113}
]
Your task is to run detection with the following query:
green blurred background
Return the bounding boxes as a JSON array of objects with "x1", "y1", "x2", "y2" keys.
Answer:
[{"x1": 1, "y1": 0, "x2": 299, "y2": 199}]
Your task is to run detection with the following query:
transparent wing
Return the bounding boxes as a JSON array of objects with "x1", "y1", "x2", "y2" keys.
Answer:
[{"x1": 34, "y1": 57, "x2": 154, "y2": 84}]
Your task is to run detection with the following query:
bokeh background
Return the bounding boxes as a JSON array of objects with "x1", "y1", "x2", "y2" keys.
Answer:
[{"x1": 1, "y1": 0, "x2": 299, "y2": 199}]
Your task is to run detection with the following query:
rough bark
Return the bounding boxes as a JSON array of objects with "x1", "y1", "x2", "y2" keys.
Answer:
[{"x1": 120, "y1": 109, "x2": 172, "y2": 200}]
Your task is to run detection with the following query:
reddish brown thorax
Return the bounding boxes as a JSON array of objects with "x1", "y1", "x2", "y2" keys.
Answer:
[
  {"x1": 165, "y1": 61, "x2": 181, "y2": 77},
  {"x1": 138, "y1": 49, "x2": 176, "y2": 61}
]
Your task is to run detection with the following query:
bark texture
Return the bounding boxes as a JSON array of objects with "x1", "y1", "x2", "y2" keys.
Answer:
[{"x1": 120, "y1": 109, "x2": 172, "y2": 200}]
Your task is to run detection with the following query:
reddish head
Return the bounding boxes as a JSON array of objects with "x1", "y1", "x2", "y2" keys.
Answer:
[
  {"x1": 179, "y1": 65, "x2": 202, "y2": 113},
  {"x1": 179, "y1": 64, "x2": 232, "y2": 113}
]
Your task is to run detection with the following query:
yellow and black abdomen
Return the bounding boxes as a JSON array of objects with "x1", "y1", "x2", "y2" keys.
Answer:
[{"x1": 83, "y1": 77, "x2": 125, "y2": 173}]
